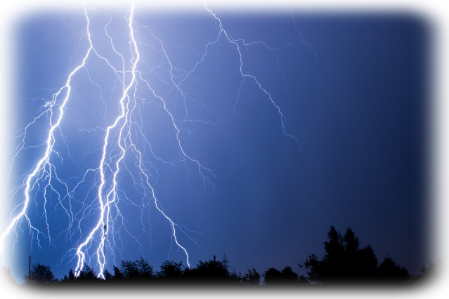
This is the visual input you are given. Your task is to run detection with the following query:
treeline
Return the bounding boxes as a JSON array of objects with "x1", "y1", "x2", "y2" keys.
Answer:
[{"x1": 23, "y1": 226, "x2": 439, "y2": 287}]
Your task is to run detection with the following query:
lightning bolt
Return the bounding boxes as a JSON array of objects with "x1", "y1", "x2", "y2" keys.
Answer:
[
  {"x1": 72, "y1": 2, "x2": 203, "y2": 278},
  {"x1": 0, "y1": 32, "x2": 92, "y2": 251},
  {"x1": 1, "y1": 0, "x2": 308, "y2": 279}
]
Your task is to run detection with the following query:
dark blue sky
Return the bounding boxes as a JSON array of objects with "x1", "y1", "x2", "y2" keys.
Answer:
[{"x1": 3, "y1": 3, "x2": 430, "y2": 283}]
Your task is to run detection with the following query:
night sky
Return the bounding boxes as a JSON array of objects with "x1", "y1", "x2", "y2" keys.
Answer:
[{"x1": 2, "y1": 2, "x2": 430, "y2": 284}]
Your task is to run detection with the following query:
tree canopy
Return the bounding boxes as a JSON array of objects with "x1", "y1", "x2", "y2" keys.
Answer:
[
  {"x1": 303, "y1": 226, "x2": 412, "y2": 284},
  {"x1": 24, "y1": 263, "x2": 56, "y2": 284},
  {"x1": 22, "y1": 226, "x2": 434, "y2": 287}
]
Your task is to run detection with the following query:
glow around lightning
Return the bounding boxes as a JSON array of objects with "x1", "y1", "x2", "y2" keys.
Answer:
[{"x1": 1, "y1": 1, "x2": 308, "y2": 279}]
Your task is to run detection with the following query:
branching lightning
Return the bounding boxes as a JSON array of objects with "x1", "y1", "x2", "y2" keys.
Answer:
[{"x1": 1, "y1": 0, "x2": 310, "y2": 279}]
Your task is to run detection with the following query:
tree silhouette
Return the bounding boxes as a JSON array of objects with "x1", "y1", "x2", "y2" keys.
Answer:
[
  {"x1": 281, "y1": 266, "x2": 299, "y2": 283},
  {"x1": 112, "y1": 265, "x2": 125, "y2": 282},
  {"x1": 378, "y1": 257, "x2": 410, "y2": 283},
  {"x1": 195, "y1": 260, "x2": 227, "y2": 278},
  {"x1": 120, "y1": 257, "x2": 153, "y2": 281},
  {"x1": 24, "y1": 263, "x2": 56, "y2": 284},
  {"x1": 304, "y1": 226, "x2": 380, "y2": 283},
  {"x1": 242, "y1": 268, "x2": 260, "y2": 287},
  {"x1": 263, "y1": 266, "x2": 299, "y2": 286},
  {"x1": 68, "y1": 269, "x2": 75, "y2": 281},
  {"x1": 263, "y1": 267, "x2": 283, "y2": 285},
  {"x1": 76, "y1": 263, "x2": 98, "y2": 282},
  {"x1": 20, "y1": 230, "x2": 426, "y2": 287},
  {"x1": 157, "y1": 260, "x2": 183, "y2": 281},
  {"x1": 183, "y1": 259, "x2": 237, "y2": 284},
  {"x1": 103, "y1": 269, "x2": 113, "y2": 280}
]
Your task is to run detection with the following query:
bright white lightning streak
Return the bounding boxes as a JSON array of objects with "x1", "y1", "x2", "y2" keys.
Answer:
[
  {"x1": 2, "y1": 0, "x2": 307, "y2": 280},
  {"x1": 0, "y1": 41, "x2": 93, "y2": 250},
  {"x1": 2, "y1": 1, "x2": 194, "y2": 279},
  {"x1": 74, "y1": 2, "x2": 191, "y2": 278},
  {"x1": 73, "y1": 4, "x2": 136, "y2": 277}
]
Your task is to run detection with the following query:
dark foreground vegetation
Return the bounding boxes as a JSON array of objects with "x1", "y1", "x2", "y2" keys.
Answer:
[{"x1": 19, "y1": 226, "x2": 439, "y2": 288}]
